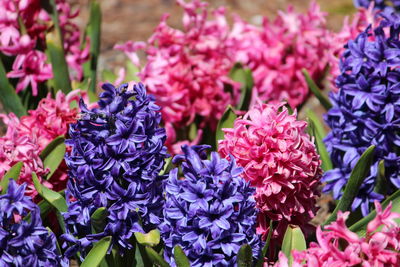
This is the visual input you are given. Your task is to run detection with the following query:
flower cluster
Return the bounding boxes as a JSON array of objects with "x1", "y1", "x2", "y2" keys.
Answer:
[
  {"x1": 115, "y1": 0, "x2": 240, "y2": 154},
  {"x1": 0, "y1": 180, "x2": 65, "y2": 266},
  {"x1": 354, "y1": 0, "x2": 400, "y2": 10},
  {"x1": 219, "y1": 102, "x2": 322, "y2": 240},
  {"x1": 228, "y1": 2, "x2": 333, "y2": 108},
  {"x1": 160, "y1": 145, "x2": 261, "y2": 266},
  {"x1": 62, "y1": 82, "x2": 169, "y2": 257},
  {"x1": 323, "y1": 10, "x2": 400, "y2": 215},
  {"x1": 273, "y1": 201, "x2": 400, "y2": 267},
  {"x1": 329, "y1": 5, "x2": 378, "y2": 91},
  {"x1": 0, "y1": 90, "x2": 83, "y2": 200},
  {"x1": 1, "y1": 0, "x2": 88, "y2": 95}
]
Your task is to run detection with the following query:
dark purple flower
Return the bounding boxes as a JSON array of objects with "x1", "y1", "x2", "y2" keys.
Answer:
[
  {"x1": 160, "y1": 145, "x2": 262, "y2": 267},
  {"x1": 353, "y1": 0, "x2": 400, "y2": 11},
  {"x1": 323, "y1": 11, "x2": 400, "y2": 215},
  {"x1": 62, "y1": 82, "x2": 169, "y2": 258},
  {"x1": 0, "y1": 180, "x2": 65, "y2": 267}
]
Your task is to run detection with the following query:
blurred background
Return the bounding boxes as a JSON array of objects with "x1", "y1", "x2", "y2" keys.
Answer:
[{"x1": 73, "y1": 0, "x2": 355, "y2": 71}]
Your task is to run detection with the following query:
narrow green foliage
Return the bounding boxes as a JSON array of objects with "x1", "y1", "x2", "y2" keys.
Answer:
[
  {"x1": 145, "y1": 246, "x2": 170, "y2": 267},
  {"x1": 302, "y1": 69, "x2": 332, "y2": 110},
  {"x1": 40, "y1": 136, "x2": 66, "y2": 180},
  {"x1": 230, "y1": 63, "x2": 253, "y2": 111},
  {"x1": 256, "y1": 220, "x2": 273, "y2": 267},
  {"x1": 81, "y1": 236, "x2": 112, "y2": 267},
  {"x1": 1, "y1": 162, "x2": 23, "y2": 194},
  {"x1": 323, "y1": 145, "x2": 376, "y2": 226},
  {"x1": 134, "y1": 229, "x2": 161, "y2": 247},
  {"x1": 174, "y1": 245, "x2": 190, "y2": 267},
  {"x1": 237, "y1": 244, "x2": 253, "y2": 267},
  {"x1": 216, "y1": 105, "x2": 237, "y2": 146},
  {"x1": 0, "y1": 59, "x2": 26, "y2": 117},
  {"x1": 281, "y1": 225, "x2": 307, "y2": 266}
]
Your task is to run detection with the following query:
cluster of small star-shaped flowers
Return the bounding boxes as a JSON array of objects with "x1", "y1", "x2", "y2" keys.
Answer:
[
  {"x1": 160, "y1": 145, "x2": 261, "y2": 267},
  {"x1": 272, "y1": 201, "x2": 400, "y2": 267},
  {"x1": 354, "y1": 0, "x2": 400, "y2": 11},
  {"x1": 62, "y1": 82, "x2": 169, "y2": 258},
  {"x1": 115, "y1": 0, "x2": 240, "y2": 154},
  {"x1": 219, "y1": 102, "x2": 322, "y2": 241},
  {"x1": 0, "y1": 180, "x2": 65, "y2": 267},
  {"x1": 329, "y1": 5, "x2": 379, "y2": 91},
  {"x1": 0, "y1": 90, "x2": 83, "y2": 200},
  {"x1": 228, "y1": 1, "x2": 333, "y2": 108},
  {"x1": 1, "y1": 0, "x2": 89, "y2": 95},
  {"x1": 323, "y1": 10, "x2": 400, "y2": 215}
]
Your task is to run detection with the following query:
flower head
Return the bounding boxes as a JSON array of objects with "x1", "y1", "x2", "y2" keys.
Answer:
[
  {"x1": 229, "y1": 2, "x2": 332, "y2": 108},
  {"x1": 353, "y1": 0, "x2": 400, "y2": 11},
  {"x1": 219, "y1": 102, "x2": 322, "y2": 240},
  {"x1": 160, "y1": 145, "x2": 261, "y2": 266},
  {"x1": 0, "y1": 90, "x2": 83, "y2": 200},
  {"x1": 273, "y1": 201, "x2": 400, "y2": 267},
  {"x1": 0, "y1": 180, "x2": 65, "y2": 266},
  {"x1": 115, "y1": 0, "x2": 240, "y2": 153},
  {"x1": 62, "y1": 82, "x2": 169, "y2": 257},
  {"x1": 323, "y1": 10, "x2": 400, "y2": 215}
]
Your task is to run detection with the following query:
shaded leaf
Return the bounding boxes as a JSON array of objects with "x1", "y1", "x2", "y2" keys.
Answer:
[
  {"x1": 216, "y1": 105, "x2": 237, "y2": 146},
  {"x1": 230, "y1": 63, "x2": 253, "y2": 111},
  {"x1": 174, "y1": 245, "x2": 190, "y2": 267},
  {"x1": 323, "y1": 145, "x2": 376, "y2": 226},
  {"x1": 81, "y1": 236, "x2": 112, "y2": 267},
  {"x1": 237, "y1": 244, "x2": 253, "y2": 267},
  {"x1": 302, "y1": 69, "x2": 332, "y2": 110},
  {"x1": 374, "y1": 160, "x2": 387, "y2": 195},
  {"x1": 91, "y1": 207, "x2": 108, "y2": 233},
  {"x1": 281, "y1": 225, "x2": 306, "y2": 266},
  {"x1": 0, "y1": 59, "x2": 26, "y2": 117},
  {"x1": 145, "y1": 246, "x2": 169, "y2": 267},
  {"x1": 40, "y1": 136, "x2": 66, "y2": 180},
  {"x1": 1, "y1": 162, "x2": 23, "y2": 194},
  {"x1": 255, "y1": 220, "x2": 273, "y2": 267}
]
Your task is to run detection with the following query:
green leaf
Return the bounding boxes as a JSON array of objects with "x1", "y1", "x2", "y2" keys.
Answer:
[
  {"x1": 230, "y1": 63, "x2": 253, "y2": 111},
  {"x1": 256, "y1": 220, "x2": 273, "y2": 267},
  {"x1": 145, "y1": 246, "x2": 169, "y2": 267},
  {"x1": 1, "y1": 162, "x2": 23, "y2": 194},
  {"x1": 350, "y1": 189, "x2": 400, "y2": 235},
  {"x1": 237, "y1": 244, "x2": 253, "y2": 267},
  {"x1": 173, "y1": 245, "x2": 190, "y2": 267},
  {"x1": 81, "y1": 236, "x2": 112, "y2": 267},
  {"x1": 85, "y1": 0, "x2": 102, "y2": 93},
  {"x1": 302, "y1": 69, "x2": 332, "y2": 110},
  {"x1": 374, "y1": 160, "x2": 388, "y2": 195},
  {"x1": 323, "y1": 145, "x2": 376, "y2": 226},
  {"x1": 0, "y1": 59, "x2": 26, "y2": 117},
  {"x1": 307, "y1": 111, "x2": 332, "y2": 172},
  {"x1": 160, "y1": 157, "x2": 173, "y2": 176},
  {"x1": 125, "y1": 60, "x2": 140, "y2": 82},
  {"x1": 102, "y1": 69, "x2": 117, "y2": 83},
  {"x1": 91, "y1": 207, "x2": 108, "y2": 233},
  {"x1": 134, "y1": 229, "x2": 161, "y2": 247},
  {"x1": 32, "y1": 172, "x2": 67, "y2": 213},
  {"x1": 46, "y1": 33, "x2": 72, "y2": 93},
  {"x1": 281, "y1": 225, "x2": 306, "y2": 266},
  {"x1": 216, "y1": 105, "x2": 237, "y2": 146},
  {"x1": 40, "y1": 136, "x2": 66, "y2": 180}
]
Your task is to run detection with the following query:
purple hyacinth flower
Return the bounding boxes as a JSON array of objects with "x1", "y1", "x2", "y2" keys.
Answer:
[
  {"x1": 62, "y1": 82, "x2": 169, "y2": 258},
  {"x1": 323, "y1": 11, "x2": 400, "y2": 215},
  {"x1": 353, "y1": 0, "x2": 400, "y2": 11},
  {"x1": 160, "y1": 145, "x2": 262, "y2": 267},
  {"x1": 0, "y1": 180, "x2": 65, "y2": 267}
]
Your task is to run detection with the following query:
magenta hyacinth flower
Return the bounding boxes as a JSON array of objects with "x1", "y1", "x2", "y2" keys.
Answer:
[{"x1": 219, "y1": 102, "x2": 322, "y2": 241}]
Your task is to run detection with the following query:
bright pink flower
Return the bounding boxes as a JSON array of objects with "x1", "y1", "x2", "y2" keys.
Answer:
[
  {"x1": 273, "y1": 201, "x2": 400, "y2": 267},
  {"x1": 115, "y1": 0, "x2": 240, "y2": 154},
  {"x1": 7, "y1": 50, "x2": 52, "y2": 95},
  {"x1": 0, "y1": 90, "x2": 84, "y2": 200},
  {"x1": 218, "y1": 102, "x2": 322, "y2": 241},
  {"x1": 229, "y1": 2, "x2": 332, "y2": 108}
]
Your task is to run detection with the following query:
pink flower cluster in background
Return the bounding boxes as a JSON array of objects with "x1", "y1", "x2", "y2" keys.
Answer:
[
  {"x1": 218, "y1": 102, "x2": 322, "y2": 241},
  {"x1": 0, "y1": 90, "x2": 84, "y2": 200},
  {"x1": 115, "y1": 0, "x2": 241, "y2": 153},
  {"x1": 0, "y1": 0, "x2": 89, "y2": 95},
  {"x1": 229, "y1": 2, "x2": 333, "y2": 108},
  {"x1": 273, "y1": 201, "x2": 400, "y2": 267}
]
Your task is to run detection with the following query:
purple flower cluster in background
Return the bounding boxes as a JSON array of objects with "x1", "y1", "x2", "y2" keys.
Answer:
[
  {"x1": 160, "y1": 145, "x2": 261, "y2": 267},
  {"x1": 323, "y1": 10, "x2": 400, "y2": 215},
  {"x1": 0, "y1": 180, "x2": 64, "y2": 267},
  {"x1": 62, "y1": 82, "x2": 169, "y2": 257},
  {"x1": 354, "y1": 0, "x2": 400, "y2": 10}
]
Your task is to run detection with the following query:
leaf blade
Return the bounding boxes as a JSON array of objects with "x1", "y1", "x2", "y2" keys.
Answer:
[
  {"x1": 1, "y1": 162, "x2": 23, "y2": 194},
  {"x1": 81, "y1": 236, "x2": 112, "y2": 267},
  {"x1": 237, "y1": 244, "x2": 253, "y2": 267},
  {"x1": 216, "y1": 105, "x2": 237, "y2": 147},
  {"x1": 174, "y1": 245, "x2": 190, "y2": 267},
  {"x1": 281, "y1": 225, "x2": 306, "y2": 266},
  {"x1": 302, "y1": 69, "x2": 332, "y2": 110},
  {"x1": 40, "y1": 136, "x2": 66, "y2": 180}
]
